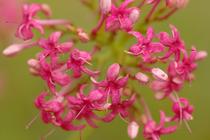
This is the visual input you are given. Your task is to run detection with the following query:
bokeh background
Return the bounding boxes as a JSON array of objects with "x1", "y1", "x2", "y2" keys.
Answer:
[{"x1": 0, "y1": 0, "x2": 210, "y2": 140}]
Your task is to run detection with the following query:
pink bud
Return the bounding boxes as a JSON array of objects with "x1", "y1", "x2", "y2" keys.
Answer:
[
  {"x1": 3, "y1": 41, "x2": 36, "y2": 56},
  {"x1": 100, "y1": 0, "x2": 112, "y2": 14},
  {"x1": 3, "y1": 44, "x2": 23, "y2": 56},
  {"x1": 167, "y1": 0, "x2": 189, "y2": 8},
  {"x1": 107, "y1": 63, "x2": 120, "y2": 81},
  {"x1": 135, "y1": 72, "x2": 149, "y2": 83},
  {"x1": 27, "y1": 59, "x2": 40, "y2": 70},
  {"x1": 151, "y1": 68, "x2": 168, "y2": 81},
  {"x1": 77, "y1": 28, "x2": 90, "y2": 43},
  {"x1": 129, "y1": 9, "x2": 140, "y2": 23},
  {"x1": 195, "y1": 51, "x2": 208, "y2": 61},
  {"x1": 127, "y1": 121, "x2": 139, "y2": 139},
  {"x1": 154, "y1": 92, "x2": 165, "y2": 100},
  {"x1": 29, "y1": 67, "x2": 39, "y2": 76}
]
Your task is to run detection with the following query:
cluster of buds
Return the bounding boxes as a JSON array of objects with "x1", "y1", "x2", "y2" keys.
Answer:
[{"x1": 2, "y1": 0, "x2": 207, "y2": 140}]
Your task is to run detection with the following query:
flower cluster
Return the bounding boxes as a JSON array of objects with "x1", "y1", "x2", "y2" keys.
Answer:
[{"x1": 3, "y1": 0, "x2": 207, "y2": 140}]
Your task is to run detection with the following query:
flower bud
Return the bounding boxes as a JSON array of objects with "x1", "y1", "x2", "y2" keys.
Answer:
[
  {"x1": 127, "y1": 121, "x2": 139, "y2": 139},
  {"x1": 129, "y1": 9, "x2": 140, "y2": 23},
  {"x1": 100, "y1": 0, "x2": 112, "y2": 14},
  {"x1": 3, "y1": 41, "x2": 36, "y2": 57},
  {"x1": 29, "y1": 67, "x2": 39, "y2": 76},
  {"x1": 3, "y1": 44, "x2": 23, "y2": 56},
  {"x1": 107, "y1": 63, "x2": 120, "y2": 81},
  {"x1": 135, "y1": 72, "x2": 149, "y2": 84},
  {"x1": 77, "y1": 28, "x2": 90, "y2": 43},
  {"x1": 195, "y1": 51, "x2": 208, "y2": 61},
  {"x1": 151, "y1": 68, "x2": 168, "y2": 81},
  {"x1": 27, "y1": 59, "x2": 40, "y2": 70},
  {"x1": 167, "y1": 0, "x2": 189, "y2": 9}
]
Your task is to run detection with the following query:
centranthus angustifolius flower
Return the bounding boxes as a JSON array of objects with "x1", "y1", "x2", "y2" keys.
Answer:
[{"x1": 2, "y1": 0, "x2": 207, "y2": 140}]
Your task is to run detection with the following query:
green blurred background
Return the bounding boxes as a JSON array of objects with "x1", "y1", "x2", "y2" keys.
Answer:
[{"x1": 0, "y1": 0, "x2": 210, "y2": 140}]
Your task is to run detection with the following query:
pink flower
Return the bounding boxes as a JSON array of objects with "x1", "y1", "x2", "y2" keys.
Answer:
[
  {"x1": 16, "y1": 3, "x2": 50, "y2": 40},
  {"x1": 105, "y1": 0, "x2": 139, "y2": 31},
  {"x1": 91, "y1": 63, "x2": 129, "y2": 104},
  {"x1": 37, "y1": 58, "x2": 70, "y2": 93},
  {"x1": 175, "y1": 47, "x2": 198, "y2": 81},
  {"x1": 67, "y1": 86, "x2": 104, "y2": 128},
  {"x1": 128, "y1": 28, "x2": 164, "y2": 63},
  {"x1": 158, "y1": 25, "x2": 186, "y2": 61},
  {"x1": 35, "y1": 92, "x2": 64, "y2": 126},
  {"x1": 151, "y1": 62, "x2": 183, "y2": 99},
  {"x1": 38, "y1": 31, "x2": 73, "y2": 64},
  {"x1": 103, "y1": 94, "x2": 135, "y2": 122},
  {"x1": 59, "y1": 111, "x2": 86, "y2": 131},
  {"x1": 171, "y1": 98, "x2": 194, "y2": 121},
  {"x1": 67, "y1": 49, "x2": 99, "y2": 78},
  {"x1": 143, "y1": 111, "x2": 177, "y2": 140}
]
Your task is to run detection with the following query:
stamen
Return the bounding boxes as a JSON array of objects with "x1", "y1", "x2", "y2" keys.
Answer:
[
  {"x1": 174, "y1": 92, "x2": 183, "y2": 125},
  {"x1": 41, "y1": 129, "x2": 55, "y2": 140},
  {"x1": 74, "y1": 105, "x2": 87, "y2": 120},
  {"x1": 25, "y1": 114, "x2": 39, "y2": 130},
  {"x1": 106, "y1": 88, "x2": 110, "y2": 104},
  {"x1": 119, "y1": 113, "x2": 129, "y2": 124},
  {"x1": 184, "y1": 120, "x2": 192, "y2": 134},
  {"x1": 80, "y1": 58, "x2": 92, "y2": 65},
  {"x1": 124, "y1": 50, "x2": 134, "y2": 55}
]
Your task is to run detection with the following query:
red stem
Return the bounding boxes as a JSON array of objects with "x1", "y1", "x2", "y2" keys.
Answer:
[
  {"x1": 145, "y1": 0, "x2": 160, "y2": 22},
  {"x1": 91, "y1": 13, "x2": 106, "y2": 38},
  {"x1": 156, "y1": 8, "x2": 178, "y2": 21}
]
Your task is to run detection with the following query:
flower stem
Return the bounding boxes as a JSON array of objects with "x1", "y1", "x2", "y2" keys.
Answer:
[{"x1": 145, "y1": 0, "x2": 160, "y2": 23}]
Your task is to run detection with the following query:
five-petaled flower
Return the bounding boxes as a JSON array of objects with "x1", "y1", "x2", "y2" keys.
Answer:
[
  {"x1": 105, "y1": 0, "x2": 139, "y2": 32},
  {"x1": 143, "y1": 111, "x2": 177, "y2": 140},
  {"x1": 91, "y1": 63, "x2": 129, "y2": 104},
  {"x1": 16, "y1": 3, "x2": 50, "y2": 40},
  {"x1": 128, "y1": 27, "x2": 164, "y2": 63},
  {"x1": 67, "y1": 49, "x2": 99, "y2": 78}
]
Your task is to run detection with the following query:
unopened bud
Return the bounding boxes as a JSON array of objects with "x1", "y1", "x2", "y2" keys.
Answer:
[
  {"x1": 151, "y1": 68, "x2": 168, "y2": 81},
  {"x1": 3, "y1": 44, "x2": 23, "y2": 56},
  {"x1": 129, "y1": 9, "x2": 140, "y2": 23},
  {"x1": 77, "y1": 28, "x2": 90, "y2": 43},
  {"x1": 135, "y1": 72, "x2": 149, "y2": 84},
  {"x1": 127, "y1": 121, "x2": 139, "y2": 139},
  {"x1": 100, "y1": 0, "x2": 112, "y2": 14},
  {"x1": 195, "y1": 51, "x2": 208, "y2": 61},
  {"x1": 167, "y1": 0, "x2": 189, "y2": 9},
  {"x1": 27, "y1": 59, "x2": 40, "y2": 70},
  {"x1": 29, "y1": 68, "x2": 39, "y2": 76}
]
